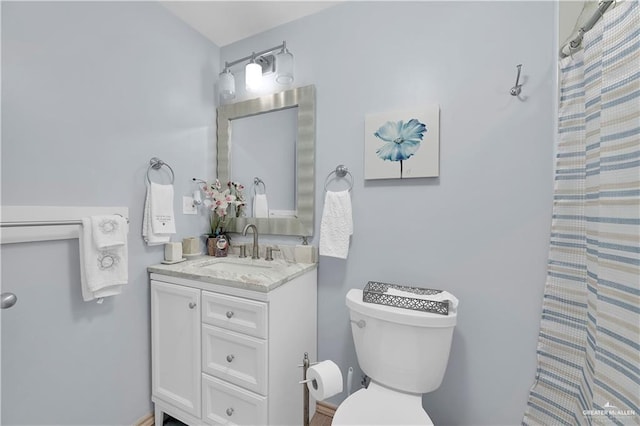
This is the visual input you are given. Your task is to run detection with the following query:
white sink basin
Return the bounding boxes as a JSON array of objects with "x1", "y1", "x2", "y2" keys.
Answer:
[{"x1": 197, "y1": 259, "x2": 274, "y2": 274}]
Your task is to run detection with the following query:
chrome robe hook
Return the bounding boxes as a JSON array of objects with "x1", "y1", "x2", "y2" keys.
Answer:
[{"x1": 510, "y1": 64, "x2": 523, "y2": 96}]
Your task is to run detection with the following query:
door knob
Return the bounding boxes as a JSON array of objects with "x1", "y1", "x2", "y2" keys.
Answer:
[
  {"x1": 1, "y1": 293, "x2": 17, "y2": 309},
  {"x1": 188, "y1": 302, "x2": 197, "y2": 309}
]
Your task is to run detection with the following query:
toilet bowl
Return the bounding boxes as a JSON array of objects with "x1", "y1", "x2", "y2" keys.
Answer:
[
  {"x1": 332, "y1": 382, "x2": 433, "y2": 426},
  {"x1": 332, "y1": 289, "x2": 457, "y2": 425}
]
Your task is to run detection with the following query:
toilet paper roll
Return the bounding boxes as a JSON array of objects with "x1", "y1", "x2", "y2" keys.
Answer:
[{"x1": 307, "y1": 360, "x2": 343, "y2": 401}]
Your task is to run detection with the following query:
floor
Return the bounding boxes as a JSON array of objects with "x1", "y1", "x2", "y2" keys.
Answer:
[
  {"x1": 311, "y1": 411, "x2": 333, "y2": 426},
  {"x1": 163, "y1": 416, "x2": 187, "y2": 426},
  {"x1": 164, "y1": 412, "x2": 333, "y2": 425}
]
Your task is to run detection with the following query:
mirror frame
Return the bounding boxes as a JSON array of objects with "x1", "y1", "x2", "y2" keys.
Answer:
[{"x1": 217, "y1": 85, "x2": 316, "y2": 237}]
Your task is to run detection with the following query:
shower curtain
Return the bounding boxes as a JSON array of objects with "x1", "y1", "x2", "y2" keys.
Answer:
[{"x1": 523, "y1": 2, "x2": 639, "y2": 425}]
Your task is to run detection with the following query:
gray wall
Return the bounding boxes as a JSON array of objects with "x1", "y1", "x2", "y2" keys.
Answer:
[
  {"x1": 221, "y1": 2, "x2": 555, "y2": 425},
  {"x1": 1, "y1": 2, "x2": 218, "y2": 424}
]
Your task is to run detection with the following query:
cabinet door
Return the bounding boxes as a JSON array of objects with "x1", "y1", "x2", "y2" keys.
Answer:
[{"x1": 151, "y1": 280, "x2": 201, "y2": 418}]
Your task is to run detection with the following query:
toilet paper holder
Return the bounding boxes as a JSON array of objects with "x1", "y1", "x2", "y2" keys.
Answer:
[
  {"x1": 298, "y1": 352, "x2": 317, "y2": 426},
  {"x1": 299, "y1": 377, "x2": 318, "y2": 387},
  {"x1": 299, "y1": 353, "x2": 345, "y2": 425}
]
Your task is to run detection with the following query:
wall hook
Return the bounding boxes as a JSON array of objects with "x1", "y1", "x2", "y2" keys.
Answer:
[{"x1": 510, "y1": 64, "x2": 523, "y2": 96}]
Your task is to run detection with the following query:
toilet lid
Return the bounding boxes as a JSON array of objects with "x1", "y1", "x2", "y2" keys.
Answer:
[{"x1": 332, "y1": 383, "x2": 434, "y2": 426}]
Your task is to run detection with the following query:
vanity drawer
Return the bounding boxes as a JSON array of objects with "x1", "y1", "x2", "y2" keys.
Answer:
[
  {"x1": 202, "y1": 291, "x2": 267, "y2": 338},
  {"x1": 202, "y1": 324, "x2": 267, "y2": 395},
  {"x1": 202, "y1": 374, "x2": 267, "y2": 426}
]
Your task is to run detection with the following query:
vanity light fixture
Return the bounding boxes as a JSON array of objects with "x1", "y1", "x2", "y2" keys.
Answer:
[{"x1": 218, "y1": 41, "x2": 294, "y2": 101}]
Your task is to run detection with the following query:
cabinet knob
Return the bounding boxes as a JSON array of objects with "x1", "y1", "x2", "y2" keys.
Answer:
[
  {"x1": 226, "y1": 311, "x2": 234, "y2": 318},
  {"x1": 226, "y1": 408, "x2": 234, "y2": 416},
  {"x1": 226, "y1": 354, "x2": 235, "y2": 363},
  {"x1": 188, "y1": 302, "x2": 197, "y2": 309}
]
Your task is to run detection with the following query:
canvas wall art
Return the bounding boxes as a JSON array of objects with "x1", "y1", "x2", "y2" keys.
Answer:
[{"x1": 364, "y1": 107, "x2": 440, "y2": 179}]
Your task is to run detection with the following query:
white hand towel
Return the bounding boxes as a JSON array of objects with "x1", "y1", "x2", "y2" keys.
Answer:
[
  {"x1": 91, "y1": 215, "x2": 128, "y2": 248},
  {"x1": 253, "y1": 193, "x2": 269, "y2": 218},
  {"x1": 149, "y1": 182, "x2": 176, "y2": 234},
  {"x1": 80, "y1": 217, "x2": 128, "y2": 302},
  {"x1": 143, "y1": 183, "x2": 174, "y2": 245},
  {"x1": 387, "y1": 288, "x2": 459, "y2": 314},
  {"x1": 319, "y1": 190, "x2": 353, "y2": 259}
]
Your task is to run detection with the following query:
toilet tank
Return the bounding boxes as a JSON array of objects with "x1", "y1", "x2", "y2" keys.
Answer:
[{"x1": 346, "y1": 289, "x2": 456, "y2": 394}]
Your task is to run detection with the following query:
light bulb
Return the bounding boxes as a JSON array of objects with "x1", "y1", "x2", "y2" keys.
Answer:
[
  {"x1": 218, "y1": 69, "x2": 235, "y2": 100},
  {"x1": 275, "y1": 48, "x2": 294, "y2": 85},
  {"x1": 245, "y1": 61, "x2": 262, "y2": 92}
]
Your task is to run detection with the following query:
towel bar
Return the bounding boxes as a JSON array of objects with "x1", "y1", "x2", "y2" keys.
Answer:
[
  {"x1": 0, "y1": 206, "x2": 129, "y2": 244},
  {"x1": 1, "y1": 213, "x2": 129, "y2": 228}
]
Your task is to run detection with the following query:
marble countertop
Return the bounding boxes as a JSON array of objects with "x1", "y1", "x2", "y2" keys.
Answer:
[{"x1": 148, "y1": 255, "x2": 317, "y2": 293}]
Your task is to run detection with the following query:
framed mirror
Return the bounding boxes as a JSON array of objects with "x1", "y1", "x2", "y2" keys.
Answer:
[{"x1": 217, "y1": 85, "x2": 316, "y2": 237}]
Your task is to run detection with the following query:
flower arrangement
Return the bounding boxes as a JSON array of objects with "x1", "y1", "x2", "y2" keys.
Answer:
[{"x1": 201, "y1": 179, "x2": 246, "y2": 236}]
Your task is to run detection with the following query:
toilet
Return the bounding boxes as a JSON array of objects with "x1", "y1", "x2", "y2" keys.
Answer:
[{"x1": 332, "y1": 289, "x2": 457, "y2": 425}]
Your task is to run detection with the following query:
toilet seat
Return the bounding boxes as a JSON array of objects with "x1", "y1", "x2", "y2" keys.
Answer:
[{"x1": 331, "y1": 382, "x2": 434, "y2": 426}]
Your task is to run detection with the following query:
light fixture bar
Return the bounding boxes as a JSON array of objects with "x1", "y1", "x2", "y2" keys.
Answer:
[{"x1": 224, "y1": 42, "x2": 286, "y2": 70}]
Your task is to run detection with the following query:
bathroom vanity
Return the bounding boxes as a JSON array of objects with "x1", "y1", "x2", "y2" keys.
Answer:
[{"x1": 148, "y1": 256, "x2": 317, "y2": 426}]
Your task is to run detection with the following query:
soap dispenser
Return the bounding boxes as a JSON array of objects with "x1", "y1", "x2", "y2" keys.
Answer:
[{"x1": 294, "y1": 237, "x2": 316, "y2": 263}]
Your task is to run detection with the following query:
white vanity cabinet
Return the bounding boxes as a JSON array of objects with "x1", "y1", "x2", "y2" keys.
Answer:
[{"x1": 150, "y1": 266, "x2": 317, "y2": 426}]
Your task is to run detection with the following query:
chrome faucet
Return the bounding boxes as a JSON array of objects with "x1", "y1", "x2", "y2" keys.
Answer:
[{"x1": 242, "y1": 224, "x2": 259, "y2": 259}]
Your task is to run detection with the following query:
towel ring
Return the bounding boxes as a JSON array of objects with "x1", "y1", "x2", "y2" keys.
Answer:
[
  {"x1": 146, "y1": 157, "x2": 175, "y2": 184},
  {"x1": 254, "y1": 177, "x2": 266, "y2": 195},
  {"x1": 324, "y1": 165, "x2": 353, "y2": 192}
]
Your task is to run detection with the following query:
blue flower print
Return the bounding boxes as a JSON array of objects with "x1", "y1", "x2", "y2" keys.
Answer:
[{"x1": 374, "y1": 118, "x2": 427, "y2": 178}]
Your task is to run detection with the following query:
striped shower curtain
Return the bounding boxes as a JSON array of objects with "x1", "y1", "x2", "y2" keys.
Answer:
[{"x1": 523, "y1": 2, "x2": 639, "y2": 425}]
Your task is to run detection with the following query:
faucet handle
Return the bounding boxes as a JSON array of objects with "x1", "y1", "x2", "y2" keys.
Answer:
[
  {"x1": 238, "y1": 244, "x2": 247, "y2": 258},
  {"x1": 265, "y1": 246, "x2": 281, "y2": 261}
]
